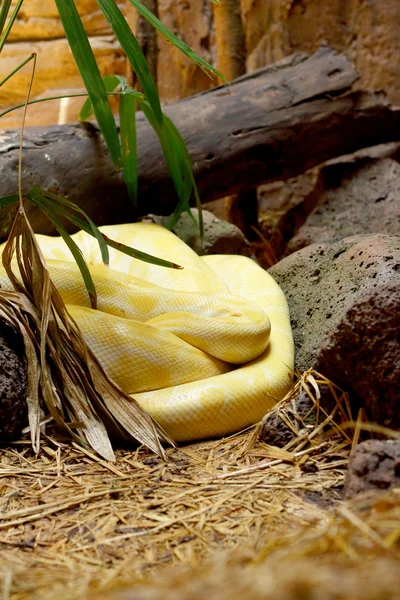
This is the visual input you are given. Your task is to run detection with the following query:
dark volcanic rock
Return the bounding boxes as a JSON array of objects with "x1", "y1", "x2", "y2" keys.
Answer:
[
  {"x1": 0, "y1": 321, "x2": 28, "y2": 440},
  {"x1": 345, "y1": 440, "x2": 400, "y2": 499},
  {"x1": 269, "y1": 234, "x2": 400, "y2": 426},
  {"x1": 287, "y1": 158, "x2": 400, "y2": 254}
]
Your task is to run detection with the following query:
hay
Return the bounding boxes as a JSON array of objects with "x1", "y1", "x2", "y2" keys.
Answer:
[
  {"x1": 0, "y1": 372, "x2": 398, "y2": 599},
  {"x1": 93, "y1": 490, "x2": 400, "y2": 600}
]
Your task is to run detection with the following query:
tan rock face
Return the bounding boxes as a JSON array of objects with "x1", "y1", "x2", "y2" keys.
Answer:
[
  {"x1": 7, "y1": 0, "x2": 126, "y2": 40},
  {"x1": 1, "y1": 0, "x2": 399, "y2": 125},
  {"x1": 156, "y1": 0, "x2": 216, "y2": 102},
  {"x1": 240, "y1": 0, "x2": 400, "y2": 104},
  {"x1": 286, "y1": 0, "x2": 400, "y2": 105},
  {"x1": 241, "y1": 0, "x2": 292, "y2": 70},
  {"x1": 1, "y1": 1, "x2": 128, "y2": 127},
  {"x1": 0, "y1": 37, "x2": 126, "y2": 127}
]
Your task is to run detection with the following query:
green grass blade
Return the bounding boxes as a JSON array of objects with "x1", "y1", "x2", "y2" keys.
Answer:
[
  {"x1": 139, "y1": 100, "x2": 185, "y2": 199},
  {"x1": 97, "y1": 0, "x2": 163, "y2": 126},
  {"x1": 54, "y1": 0, "x2": 121, "y2": 168},
  {"x1": 27, "y1": 188, "x2": 181, "y2": 270},
  {"x1": 163, "y1": 116, "x2": 203, "y2": 237},
  {"x1": 127, "y1": 0, "x2": 224, "y2": 82},
  {"x1": 0, "y1": 194, "x2": 19, "y2": 208},
  {"x1": 0, "y1": 0, "x2": 23, "y2": 53},
  {"x1": 0, "y1": 0, "x2": 12, "y2": 38},
  {"x1": 29, "y1": 196, "x2": 98, "y2": 308},
  {"x1": 80, "y1": 74, "x2": 125, "y2": 121},
  {"x1": 139, "y1": 100, "x2": 199, "y2": 231},
  {"x1": 101, "y1": 234, "x2": 182, "y2": 269},
  {"x1": 0, "y1": 54, "x2": 35, "y2": 89},
  {"x1": 0, "y1": 90, "x2": 144, "y2": 119},
  {"x1": 120, "y1": 92, "x2": 138, "y2": 204},
  {"x1": 28, "y1": 187, "x2": 110, "y2": 266}
]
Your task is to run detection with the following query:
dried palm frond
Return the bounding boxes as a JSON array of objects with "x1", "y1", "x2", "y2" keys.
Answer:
[{"x1": 0, "y1": 206, "x2": 173, "y2": 461}]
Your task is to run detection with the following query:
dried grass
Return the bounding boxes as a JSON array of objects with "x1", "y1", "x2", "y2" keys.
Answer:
[
  {"x1": 0, "y1": 207, "x2": 172, "y2": 461},
  {"x1": 1, "y1": 371, "x2": 398, "y2": 600}
]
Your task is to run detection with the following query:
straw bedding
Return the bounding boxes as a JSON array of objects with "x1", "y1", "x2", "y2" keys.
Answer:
[{"x1": 0, "y1": 372, "x2": 399, "y2": 600}]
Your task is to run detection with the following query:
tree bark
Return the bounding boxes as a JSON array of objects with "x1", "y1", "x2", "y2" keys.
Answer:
[{"x1": 1, "y1": 47, "x2": 399, "y2": 238}]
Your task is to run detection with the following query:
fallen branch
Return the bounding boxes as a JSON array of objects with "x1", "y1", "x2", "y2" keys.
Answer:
[{"x1": 1, "y1": 46, "x2": 399, "y2": 237}]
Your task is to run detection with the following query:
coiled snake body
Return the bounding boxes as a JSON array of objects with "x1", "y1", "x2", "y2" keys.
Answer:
[{"x1": 0, "y1": 222, "x2": 294, "y2": 442}]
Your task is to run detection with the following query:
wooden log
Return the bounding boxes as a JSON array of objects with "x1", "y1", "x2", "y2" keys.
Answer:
[{"x1": 1, "y1": 47, "x2": 400, "y2": 238}]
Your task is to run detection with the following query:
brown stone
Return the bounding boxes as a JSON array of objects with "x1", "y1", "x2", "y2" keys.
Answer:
[
  {"x1": 345, "y1": 440, "x2": 400, "y2": 499},
  {"x1": 258, "y1": 169, "x2": 320, "y2": 260},
  {"x1": 269, "y1": 235, "x2": 400, "y2": 426},
  {"x1": 287, "y1": 158, "x2": 400, "y2": 255},
  {"x1": 316, "y1": 281, "x2": 400, "y2": 430},
  {"x1": 259, "y1": 392, "x2": 314, "y2": 448}
]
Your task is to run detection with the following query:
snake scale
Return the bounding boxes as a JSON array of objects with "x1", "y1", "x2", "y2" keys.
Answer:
[{"x1": 0, "y1": 222, "x2": 294, "y2": 442}]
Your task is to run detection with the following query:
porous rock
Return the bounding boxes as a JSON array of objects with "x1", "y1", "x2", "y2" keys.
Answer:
[
  {"x1": 316, "y1": 280, "x2": 400, "y2": 429},
  {"x1": 259, "y1": 392, "x2": 314, "y2": 448},
  {"x1": 269, "y1": 234, "x2": 400, "y2": 425},
  {"x1": 345, "y1": 440, "x2": 400, "y2": 499},
  {"x1": 144, "y1": 210, "x2": 252, "y2": 257},
  {"x1": 287, "y1": 158, "x2": 400, "y2": 254},
  {"x1": 0, "y1": 321, "x2": 28, "y2": 440}
]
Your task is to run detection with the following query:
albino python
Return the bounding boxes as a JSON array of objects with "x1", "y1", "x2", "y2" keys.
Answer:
[{"x1": 0, "y1": 222, "x2": 294, "y2": 442}]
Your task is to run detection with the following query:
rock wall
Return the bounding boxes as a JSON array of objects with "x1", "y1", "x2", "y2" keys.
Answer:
[
  {"x1": 0, "y1": 0, "x2": 128, "y2": 127},
  {"x1": 156, "y1": 0, "x2": 400, "y2": 104},
  {"x1": 1, "y1": 0, "x2": 399, "y2": 126}
]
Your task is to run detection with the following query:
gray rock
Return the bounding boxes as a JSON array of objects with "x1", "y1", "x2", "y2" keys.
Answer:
[
  {"x1": 316, "y1": 280, "x2": 400, "y2": 429},
  {"x1": 345, "y1": 440, "x2": 400, "y2": 499},
  {"x1": 287, "y1": 158, "x2": 400, "y2": 254},
  {"x1": 0, "y1": 321, "x2": 28, "y2": 440},
  {"x1": 143, "y1": 210, "x2": 252, "y2": 257},
  {"x1": 269, "y1": 235, "x2": 400, "y2": 426}
]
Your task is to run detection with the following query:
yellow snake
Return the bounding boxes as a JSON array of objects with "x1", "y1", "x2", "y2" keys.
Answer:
[{"x1": 0, "y1": 222, "x2": 294, "y2": 442}]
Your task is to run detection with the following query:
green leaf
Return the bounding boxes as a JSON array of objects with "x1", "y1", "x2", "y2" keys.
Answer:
[
  {"x1": 0, "y1": 89, "x2": 144, "y2": 119},
  {"x1": 0, "y1": 54, "x2": 35, "y2": 89},
  {"x1": 120, "y1": 91, "x2": 138, "y2": 204},
  {"x1": 0, "y1": 0, "x2": 23, "y2": 54},
  {"x1": 54, "y1": 0, "x2": 122, "y2": 169},
  {"x1": 0, "y1": 194, "x2": 19, "y2": 208},
  {"x1": 164, "y1": 116, "x2": 203, "y2": 238},
  {"x1": 27, "y1": 187, "x2": 181, "y2": 270},
  {"x1": 139, "y1": 100, "x2": 200, "y2": 232},
  {"x1": 101, "y1": 234, "x2": 183, "y2": 270},
  {"x1": 97, "y1": 0, "x2": 163, "y2": 126},
  {"x1": 127, "y1": 0, "x2": 225, "y2": 82},
  {"x1": 0, "y1": 0, "x2": 12, "y2": 39},
  {"x1": 28, "y1": 188, "x2": 110, "y2": 266},
  {"x1": 29, "y1": 196, "x2": 98, "y2": 308},
  {"x1": 139, "y1": 100, "x2": 185, "y2": 200},
  {"x1": 80, "y1": 74, "x2": 123, "y2": 121}
]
